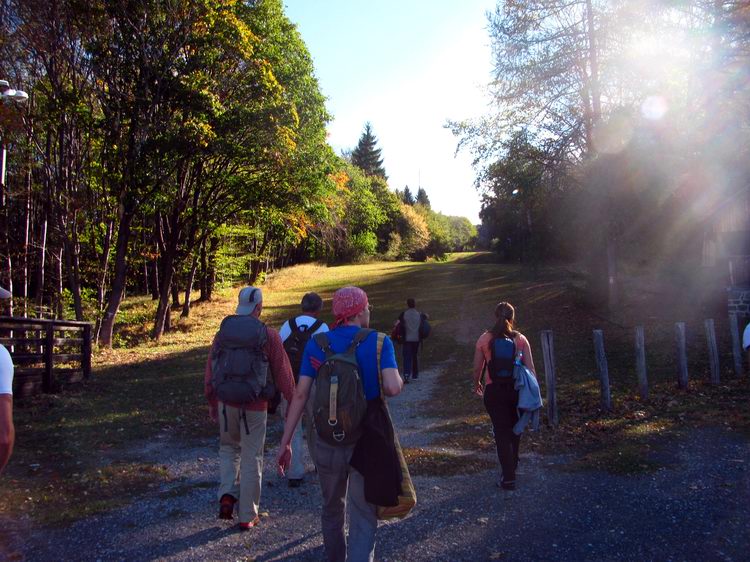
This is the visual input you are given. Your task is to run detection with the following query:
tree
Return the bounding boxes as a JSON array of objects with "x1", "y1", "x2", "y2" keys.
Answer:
[
  {"x1": 351, "y1": 122, "x2": 387, "y2": 178},
  {"x1": 415, "y1": 187, "x2": 431, "y2": 207},
  {"x1": 402, "y1": 185, "x2": 415, "y2": 205}
]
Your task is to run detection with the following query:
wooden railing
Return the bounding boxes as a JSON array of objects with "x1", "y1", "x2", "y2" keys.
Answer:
[{"x1": 0, "y1": 316, "x2": 93, "y2": 398}]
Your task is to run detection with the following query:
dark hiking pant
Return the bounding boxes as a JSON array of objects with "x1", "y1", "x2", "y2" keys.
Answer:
[
  {"x1": 483, "y1": 380, "x2": 520, "y2": 482},
  {"x1": 402, "y1": 341, "x2": 419, "y2": 378}
]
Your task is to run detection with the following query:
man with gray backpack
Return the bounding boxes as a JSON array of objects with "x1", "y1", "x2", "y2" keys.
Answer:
[
  {"x1": 204, "y1": 286, "x2": 294, "y2": 530},
  {"x1": 278, "y1": 292, "x2": 329, "y2": 488},
  {"x1": 276, "y1": 286, "x2": 403, "y2": 562}
]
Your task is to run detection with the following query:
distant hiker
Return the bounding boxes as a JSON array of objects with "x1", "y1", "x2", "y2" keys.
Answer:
[
  {"x1": 276, "y1": 286, "x2": 403, "y2": 562},
  {"x1": 472, "y1": 301, "x2": 536, "y2": 491},
  {"x1": 205, "y1": 286, "x2": 294, "y2": 530},
  {"x1": 278, "y1": 292, "x2": 329, "y2": 488},
  {"x1": 395, "y1": 298, "x2": 429, "y2": 382},
  {"x1": 0, "y1": 285, "x2": 14, "y2": 474},
  {"x1": 744, "y1": 321, "x2": 750, "y2": 372}
]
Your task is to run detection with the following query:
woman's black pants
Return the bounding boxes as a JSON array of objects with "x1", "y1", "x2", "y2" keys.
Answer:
[{"x1": 483, "y1": 380, "x2": 520, "y2": 482}]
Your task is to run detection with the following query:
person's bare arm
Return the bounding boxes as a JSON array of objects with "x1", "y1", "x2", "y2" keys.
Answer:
[
  {"x1": 381, "y1": 367, "x2": 403, "y2": 397},
  {"x1": 276, "y1": 376, "x2": 313, "y2": 475},
  {"x1": 0, "y1": 394, "x2": 15, "y2": 474}
]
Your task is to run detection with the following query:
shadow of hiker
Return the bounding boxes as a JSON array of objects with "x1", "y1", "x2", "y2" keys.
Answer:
[
  {"x1": 252, "y1": 531, "x2": 325, "y2": 561},
  {"x1": 117, "y1": 525, "x2": 235, "y2": 561}
]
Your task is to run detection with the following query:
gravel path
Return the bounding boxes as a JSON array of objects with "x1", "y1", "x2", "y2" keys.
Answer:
[{"x1": 12, "y1": 365, "x2": 750, "y2": 562}]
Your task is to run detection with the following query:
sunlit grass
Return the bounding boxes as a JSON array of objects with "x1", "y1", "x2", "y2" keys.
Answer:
[{"x1": 4, "y1": 251, "x2": 749, "y2": 525}]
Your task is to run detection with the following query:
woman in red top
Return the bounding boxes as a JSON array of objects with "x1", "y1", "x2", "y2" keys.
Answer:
[{"x1": 472, "y1": 301, "x2": 536, "y2": 490}]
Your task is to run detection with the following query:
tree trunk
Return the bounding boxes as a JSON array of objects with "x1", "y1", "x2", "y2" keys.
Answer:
[
  {"x1": 198, "y1": 238, "x2": 208, "y2": 302},
  {"x1": 205, "y1": 235, "x2": 219, "y2": 302},
  {"x1": 35, "y1": 214, "x2": 48, "y2": 316},
  {"x1": 94, "y1": 218, "x2": 114, "y2": 343},
  {"x1": 150, "y1": 258, "x2": 159, "y2": 300},
  {"x1": 171, "y1": 279, "x2": 180, "y2": 308},
  {"x1": 181, "y1": 250, "x2": 200, "y2": 318},
  {"x1": 99, "y1": 211, "x2": 134, "y2": 348}
]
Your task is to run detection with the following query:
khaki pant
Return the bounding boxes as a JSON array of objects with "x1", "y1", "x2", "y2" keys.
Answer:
[{"x1": 217, "y1": 403, "x2": 267, "y2": 522}]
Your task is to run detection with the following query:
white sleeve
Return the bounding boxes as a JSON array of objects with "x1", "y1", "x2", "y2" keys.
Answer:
[
  {"x1": 743, "y1": 324, "x2": 750, "y2": 351},
  {"x1": 279, "y1": 321, "x2": 291, "y2": 343},
  {"x1": 0, "y1": 345, "x2": 14, "y2": 395}
]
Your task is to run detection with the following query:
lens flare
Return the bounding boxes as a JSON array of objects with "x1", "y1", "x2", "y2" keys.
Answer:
[{"x1": 641, "y1": 96, "x2": 668, "y2": 120}]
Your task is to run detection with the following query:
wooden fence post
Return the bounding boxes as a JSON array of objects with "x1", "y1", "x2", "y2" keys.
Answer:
[
  {"x1": 729, "y1": 313, "x2": 743, "y2": 378},
  {"x1": 82, "y1": 323, "x2": 92, "y2": 379},
  {"x1": 593, "y1": 329, "x2": 611, "y2": 412},
  {"x1": 675, "y1": 322, "x2": 688, "y2": 389},
  {"x1": 705, "y1": 319, "x2": 720, "y2": 385},
  {"x1": 540, "y1": 330, "x2": 558, "y2": 427},
  {"x1": 635, "y1": 326, "x2": 648, "y2": 400},
  {"x1": 43, "y1": 324, "x2": 54, "y2": 393}
]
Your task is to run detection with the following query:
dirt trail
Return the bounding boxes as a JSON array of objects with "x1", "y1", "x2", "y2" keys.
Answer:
[{"x1": 14, "y1": 358, "x2": 750, "y2": 562}]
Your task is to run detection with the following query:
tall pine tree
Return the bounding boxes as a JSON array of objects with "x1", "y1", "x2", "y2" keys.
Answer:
[
  {"x1": 402, "y1": 185, "x2": 415, "y2": 205},
  {"x1": 351, "y1": 122, "x2": 387, "y2": 178},
  {"x1": 416, "y1": 187, "x2": 430, "y2": 208}
]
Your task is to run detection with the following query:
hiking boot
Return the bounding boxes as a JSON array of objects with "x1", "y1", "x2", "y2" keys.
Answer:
[
  {"x1": 412, "y1": 374, "x2": 419, "y2": 380},
  {"x1": 497, "y1": 479, "x2": 516, "y2": 491},
  {"x1": 219, "y1": 494, "x2": 236, "y2": 520},
  {"x1": 288, "y1": 478, "x2": 303, "y2": 488},
  {"x1": 239, "y1": 516, "x2": 261, "y2": 530}
]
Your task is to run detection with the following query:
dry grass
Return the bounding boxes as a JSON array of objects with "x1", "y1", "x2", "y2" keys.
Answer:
[{"x1": 4, "y1": 252, "x2": 749, "y2": 524}]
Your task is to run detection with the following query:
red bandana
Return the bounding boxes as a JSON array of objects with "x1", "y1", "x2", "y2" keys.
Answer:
[{"x1": 332, "y1": 286, "x2": 368, "y2": 327}]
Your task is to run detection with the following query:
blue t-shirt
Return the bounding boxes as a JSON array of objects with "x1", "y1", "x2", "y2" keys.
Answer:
[{"x1": 300, "y1": 326, "x2": 397, "y2": 400}]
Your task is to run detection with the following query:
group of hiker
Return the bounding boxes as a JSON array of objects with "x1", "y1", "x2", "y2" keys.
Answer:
[{"x1": 202, "y1": 283, "x2": 543, "y2": 562}]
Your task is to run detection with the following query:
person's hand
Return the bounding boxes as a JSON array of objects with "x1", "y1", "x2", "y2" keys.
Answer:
[
  {"x1": 209, "y1": 405, "x2": 218, "y2": 423},
  {"x1": 276, "y1": 444, "x2": 292, "y2": 477},
  {"x1": 473, "y1": 379, "x2": 484, "y2": 397}
]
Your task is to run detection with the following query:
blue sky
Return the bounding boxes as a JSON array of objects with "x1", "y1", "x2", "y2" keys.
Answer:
[{"x1": 283, "y1": 0, "x2": 498, "y2": 224}]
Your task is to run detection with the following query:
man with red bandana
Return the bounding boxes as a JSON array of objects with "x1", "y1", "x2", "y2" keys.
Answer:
[{"x1": 276, "y1": 286, "x2": 403, "y2": 562}]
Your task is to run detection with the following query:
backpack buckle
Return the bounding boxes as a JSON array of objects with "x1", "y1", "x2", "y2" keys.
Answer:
[{"x1": 332, "y1": 429, "x2": 345, "y2": 442}]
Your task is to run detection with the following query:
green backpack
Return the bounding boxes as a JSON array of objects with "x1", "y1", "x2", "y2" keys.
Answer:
[{"x1": 312, "y1": 329, "x2": 372, "y2": 447}]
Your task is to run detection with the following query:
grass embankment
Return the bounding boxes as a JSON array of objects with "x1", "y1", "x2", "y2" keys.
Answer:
[{"x1": 2, "y1": 253, "x2": 749, "y2": 525}]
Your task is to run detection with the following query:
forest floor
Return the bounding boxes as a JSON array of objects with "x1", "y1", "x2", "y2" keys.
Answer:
[{"x1": 1, "y1": 253, "x2": 749, "y2": 561}]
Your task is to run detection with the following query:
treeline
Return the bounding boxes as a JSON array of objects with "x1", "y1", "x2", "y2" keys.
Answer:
[
  {"x1": 0, "y1": 0, "x2": 475, "y2": 345},
  {"x1": 453, "y1": 0, "x2": 750, "y2": 306}
]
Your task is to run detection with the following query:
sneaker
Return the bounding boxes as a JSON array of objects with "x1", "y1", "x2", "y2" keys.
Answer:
[
  {"x1": 239, "y1": 516, "x2": 261, "y2": 530},
  {"x1": 288, "y1": 478, "x2": 303, "y2": 488},
  {"x1": 412, "y1": 374, "x2": 419, "y2": 380},
  {"x1": 403, "y1": 375, "x2": 410, "y2": 384},
  {"x1": 497, "y1": 479, "x2": 516, "y2": 491},
  {"x1": 219, "y1": 494, "x2": 236, "y2": 520}
]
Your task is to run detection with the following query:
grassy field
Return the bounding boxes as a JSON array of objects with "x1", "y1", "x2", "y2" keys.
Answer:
[{"x1": 2, "y1": 252, "x2": 749, "y2": 525}]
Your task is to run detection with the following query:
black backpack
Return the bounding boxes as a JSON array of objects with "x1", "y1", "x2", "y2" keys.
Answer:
[
  {"x1": 312, "y1": 329, "x2": 372, "y2": 446},
  {"x1": 418, "y1": 313, "x2": 431, "y2": 340},
  {"x1": 211, "y1": 315, "x2": 275, "y2": 404},
  {"x1": 283, "y1": 316, "x2": 324, "y2": 382},
  {"x1": 489, "y1": 335, "x2": 515, "y2": 381}
]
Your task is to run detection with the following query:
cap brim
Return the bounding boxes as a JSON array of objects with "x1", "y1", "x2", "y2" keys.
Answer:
[
  {"x1": 235, "y1": 304, "x2": 256, "y2": 315},
  {"x1": 0, "y1": 286, "x2": 10, "y2": 299}
]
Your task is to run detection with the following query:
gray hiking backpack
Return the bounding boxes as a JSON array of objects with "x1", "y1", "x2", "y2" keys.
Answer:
[
  {"x1": 312, "y1": 329, "x2": 372, "y2": 446},
  {"x1": 211, "y1": 315, "x2": 273, "y2": 404}
]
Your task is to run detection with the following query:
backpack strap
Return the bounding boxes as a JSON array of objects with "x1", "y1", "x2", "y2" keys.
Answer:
[
  {"x1": 289, "y1": 316, "x2": 299, "y2": 333},
  {"x1": 308, "y1": 318, "x2": 323, "y2": 334},
  {"x1": 376, "y1": 332, "x2": 386, "y2": 400},
  {"x1": 314, "y1": 332, "x2": 334, "y2": 358},
  {"x1": 346, "y1": 328, "x2": 374, "y2": 354}
]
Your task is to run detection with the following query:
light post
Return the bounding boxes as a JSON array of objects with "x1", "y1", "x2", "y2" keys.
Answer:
[
  {"x1": 0, "y1": 79, "x2": 29, "y2": 206},
  {"x1": 0, "y1": 80, "x2": 28, "y2": 317}
]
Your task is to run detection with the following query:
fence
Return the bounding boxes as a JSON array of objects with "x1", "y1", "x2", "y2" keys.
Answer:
[
  {"x1": 539, "y1": 313, "x2": 748, "y2": 427},
  {"x1": 0, "y1": 316, "x2": 93, "y2": 398}
]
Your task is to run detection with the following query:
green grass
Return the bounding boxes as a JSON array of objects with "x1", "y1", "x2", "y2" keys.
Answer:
[{"x1": 3, "y1": 252, "x2": 749, "y2": 523}]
